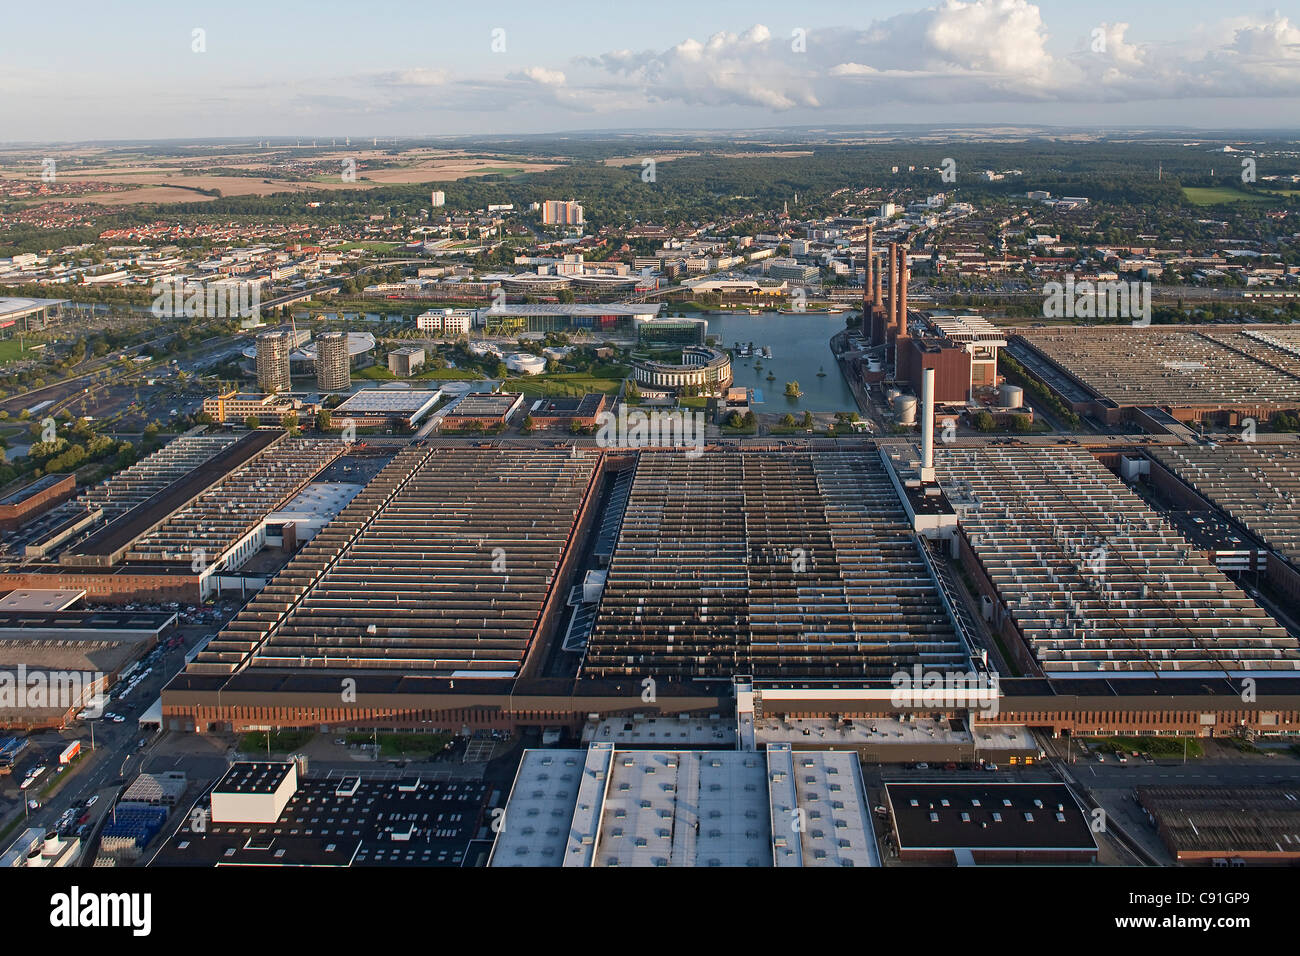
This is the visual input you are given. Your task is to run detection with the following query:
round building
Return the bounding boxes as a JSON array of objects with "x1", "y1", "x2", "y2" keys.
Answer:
[{"x1": 632, "y1": 345, "x2": 732, "y2": 394}]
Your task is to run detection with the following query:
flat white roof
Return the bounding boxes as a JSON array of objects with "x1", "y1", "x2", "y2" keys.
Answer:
[
  {"x1": 491, "y1": 743, "x2": 878, "y2": 867},
  {"x1": 335, "y1": 388, "x2": 442, "y2": 415},
  {"x1": 0, "y1": 588, "x2": 86, "y2": 612}
]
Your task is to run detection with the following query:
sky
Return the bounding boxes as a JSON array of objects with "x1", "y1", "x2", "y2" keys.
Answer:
[{"x1": 3, "y1": 0, "x2": 1299, "y2": 142}]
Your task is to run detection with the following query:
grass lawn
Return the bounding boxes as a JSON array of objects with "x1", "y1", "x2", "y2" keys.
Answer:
[
  {"x1": 1084, "y1": 736, "x2": 1204, "y2": 759},
  {"x1": 239, "y1": 729, "x2": 316, "y2": 753},
  {"x1": 334, "y1": 241, "x2": 400, "y2": 252},
  {"x1": 511, "y1": 372, "x2": 625, "y2": 397},
  {"x1": 1182, "y1": 186, "x2": 1275, "y2": 205},
  {"x1": 345, "y1": 731, "x2": 452, "y2": 757},
  {"x1": 677, "y1": 396, "x2": 708, "y2": 409},
  {"x1": 415, "y1": 367, "x2": 486, "y2": 381},
  {"x1": 0, "y1": 339, "x2": 27, "y2": 363}
]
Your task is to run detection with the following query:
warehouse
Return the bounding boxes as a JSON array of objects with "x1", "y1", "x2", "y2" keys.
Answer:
[
  {"x1": 1136, "y1": 785, "x2": 1300, "y2": 863},
  {"x1": 934, "y1": 445, "x2": 1299, "y2": 677},
  {"x1": 1147, "y1": 444, "x2": 1300, "y2": 566},
  {"x1": 884, "y1": 781, "x2": 1097, "y2": 864},
  {"x1": 332, "y1": 388, "x2": 443, "y2": 428},
  {"x1": 153, "y1": 761, "x2": 491, "y2": 867},
  {"x1": 0, "y1": 433, "x2": 345, "y2": 603},
  {"x1": 172, "y1": 445, "x2": 602, "y2": 688},
  {"x1": 0, "y1": 474, "x2": 76, "y2": 532},
  {"x1": 1011, "y1": 325, "x2": 1300, "y2": 425},
  {"x1": 489, "y1": 741, "x2": 879, "y2": 867},
  {"x1": 439, "y1": 392, "x2": 524, "y2": 429},
  {"x1": 581, "y1": 448, "x2": 974, "y2": 683}
]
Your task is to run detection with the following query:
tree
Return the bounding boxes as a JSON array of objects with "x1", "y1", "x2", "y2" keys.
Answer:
[
  {"x1": 802, "y1": 411, "x2": 814, "y2": 428},
  {"x1": 245, "y1": 416, "x2": 261, "y2": 429},
  {"x1": 780, "y1": 413, "x2": 796, "y2": 427},
  {"x1": 972, "y1": 410, "x2": 995, "y2": 431},
  {"x1": 727, "y1": 412, "x2": 743, "y2": 428},
  {"x1": 316, "y1": 408, "x2": 333, "y2": 431},
  {"x1": 521, "y1": 415, "x2": 535, "y2": 433},
  {"x1": 282, "y1": 411, "x2": 300, "y2": 432},
  {"x1": 784, "y1": 381, "x2": 801, "y2": 398}
]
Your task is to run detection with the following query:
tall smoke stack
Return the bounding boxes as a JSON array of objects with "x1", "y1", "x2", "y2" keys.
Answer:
[
  {"x1": 873, "y1": 251, "x2": 882, "y2": 308},
  {"x1": 897, "y1": 249, "x2": 909, "y2": 337},
  {"x1": 865, "y1": 224, "x2": 875, "y2": 307},
  {"x1": 887, "y1": 243, "x2": 898, "y2": 338},
  {"x1": 921, "y1": 366, "x2": 936, "y2": 482}
]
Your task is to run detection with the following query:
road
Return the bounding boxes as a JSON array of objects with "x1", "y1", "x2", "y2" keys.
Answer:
[{"x1": 0, "y1": 623, "x2": 219, "y2": 861}]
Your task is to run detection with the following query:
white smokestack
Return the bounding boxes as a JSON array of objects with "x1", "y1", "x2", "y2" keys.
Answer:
[{"x1": 921, "y1": 367, "x2": 936, "y2": 480}]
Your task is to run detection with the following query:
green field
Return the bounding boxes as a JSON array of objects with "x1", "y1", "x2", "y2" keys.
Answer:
[
  {"x1": 345, "y1": 731, "x2": 452, "y2": 757},
  {"x1": 357, "y1": 364, "x2": 486, "y2": 382},
  {"x1": 334, "y1": 241, "x2": 400, "y2": 252},
  {"x1": 239, "y1": 729, "x2": 316, "y2": 753},
  {"x1": 0, "y1": 340, "x2": 27, "y2": 363},
  {"x1": 510, "y1": 366, "x2": 628, "y2": 397},
  {"x1": 1182, "y1": 186, "x2": 1274, "y2": 205},
  {"x1": 1084, "y1": 736, "x2": 1204, "y2": 759}
]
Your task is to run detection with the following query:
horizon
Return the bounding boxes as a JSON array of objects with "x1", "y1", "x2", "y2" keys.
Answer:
[{"x1": 4, "y1": 0, "x2": 1299, "y2": 141}]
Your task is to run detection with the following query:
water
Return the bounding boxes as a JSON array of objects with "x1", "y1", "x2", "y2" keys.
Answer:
[{"x1": 704, "y1": 312, "x2": 858, "y2": 413}]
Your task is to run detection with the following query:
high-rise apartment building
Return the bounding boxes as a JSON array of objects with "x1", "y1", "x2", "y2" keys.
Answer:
[
  {"x1": 255, "y1": 330, "x2": 292, "y2": 393},
  {"x1": 541, "y1": 200, "x2": 584, "y2": 226},
  {"x1": 315, "y1": 330, "x2": 350, "y2": 391}
]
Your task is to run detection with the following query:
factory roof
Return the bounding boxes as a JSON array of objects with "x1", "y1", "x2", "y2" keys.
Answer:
[
  {"x1": 334, "y1": 388, "x2": 442, "y2": 415},
  {"x1": 1149, "y1": 444, "x2": 1300, "y2": 565},
  {"x1": 583, "y1": 448, "x2": 969, "y2": 682},
  {"x1": 885, "y1": 781, "x2": 1097, "y2": 853},
  {"x1": 935, "y1": 445, "x2": 1298, "y2": 675}
]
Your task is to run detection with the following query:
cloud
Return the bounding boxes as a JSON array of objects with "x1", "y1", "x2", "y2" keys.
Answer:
[
  {"x1": 373, "y1": 68, "x2": 449, "y2": 87},
  {"x1": 513, "y1": 66, "x2": 567, "y2": 87},
  {"x1": 580, "y1": 3, "x2": 1300, "y2": 111}
]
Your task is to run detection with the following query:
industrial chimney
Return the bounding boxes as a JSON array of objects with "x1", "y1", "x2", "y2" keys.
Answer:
[
  {"x1": 865, "y1": 224, "x2": 875, "y2": 307},
  {"x1": 897, "y1": 249, "x2": 909, "y2": 337},
  {"x1": 920, "y1": 366, "x2": 936, "y2": 482},
  {"x1": 887, "y1": 243, "x2": 899, "y2": 339},
  {"x1": 873, "y1": 251, "x2": 882, "y2": 309}
]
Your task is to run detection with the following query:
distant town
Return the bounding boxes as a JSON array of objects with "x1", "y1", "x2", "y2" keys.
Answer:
[{"x1": 0, "y1": 8, "x2": 1296, "y2": 931}]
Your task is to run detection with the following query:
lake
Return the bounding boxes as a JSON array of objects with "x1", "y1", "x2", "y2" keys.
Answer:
[{"x1": 704, "y1": 312, "x2": 858, "y2": 413}]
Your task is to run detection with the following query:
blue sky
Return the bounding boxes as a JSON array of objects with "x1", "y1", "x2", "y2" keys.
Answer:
[{"x1": 3, "y1": 1, "x2": 1298, "y2": 141}]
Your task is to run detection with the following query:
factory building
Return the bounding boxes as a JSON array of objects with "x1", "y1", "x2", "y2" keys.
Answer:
[
  {"x1": 884, "y1": 782, "x2": 1097, "y2": 864},
  {"x1": 0, "y1": 474, "x2": 76, "y2": 532},
  {"x1": 490, "y1": 742, "x2": 879, "y2": 867}
]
